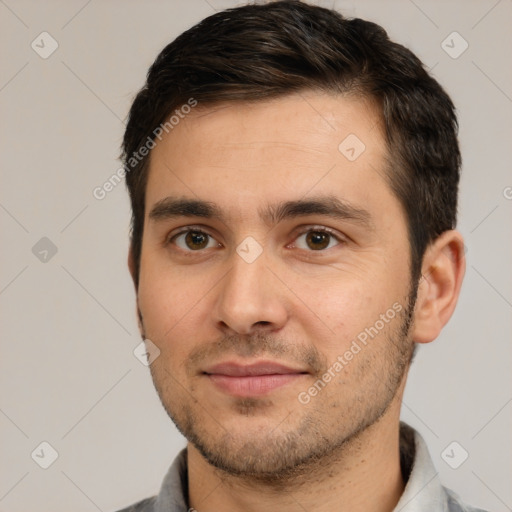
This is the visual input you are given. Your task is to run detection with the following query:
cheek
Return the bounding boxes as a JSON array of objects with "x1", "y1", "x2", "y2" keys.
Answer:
[
  {"x1": 311, "y1": 284, "x2": 374, "y2": 349},
  {"x1": 296, "y1": 270, "x2": 400, "y2": 353},
  {"x1": 138, "y1": 281, "x2": 200, "y2": 378},
  {"x1": 137, "y1": 263, "x2": 205, "y2": 342}
]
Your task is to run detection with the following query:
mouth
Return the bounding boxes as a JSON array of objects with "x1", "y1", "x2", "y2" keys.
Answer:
[{"x1": 202, "y1": 361, "x2": 309, "y2": 397}]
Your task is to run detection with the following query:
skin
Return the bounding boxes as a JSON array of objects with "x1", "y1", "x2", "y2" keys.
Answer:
[{"x1": 129, "y1": 91, "x2": 466, "y2": 512}]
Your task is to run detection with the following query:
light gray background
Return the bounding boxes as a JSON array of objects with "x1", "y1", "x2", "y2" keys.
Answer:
[{"x1": 0, "y1": 0, "x2": 511, "y2": 511}]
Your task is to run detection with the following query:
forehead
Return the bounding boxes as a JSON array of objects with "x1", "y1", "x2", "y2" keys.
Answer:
[
  {"x1": 165, "y1": 91, "x2": 384, "y2": 161},
  {"x1": 145, "y1": 91, "x2": 394, "y2": 221}
]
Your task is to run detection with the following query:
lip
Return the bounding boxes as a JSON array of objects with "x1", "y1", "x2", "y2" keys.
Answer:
[
  {"x1": 204, "y1": 361, "x2": 307, "y2": 376},
  {"x1": 203, "y1": 360, "x2": 308, "y2": 397}
]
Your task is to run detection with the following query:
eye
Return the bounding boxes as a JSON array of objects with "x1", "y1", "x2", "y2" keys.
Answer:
[
  {"x1": 293, "y1": 228, "x2": 342, "y2": 251},
  {"x1": 170, "y1": 229, "x2": 220, "y2": 251}
]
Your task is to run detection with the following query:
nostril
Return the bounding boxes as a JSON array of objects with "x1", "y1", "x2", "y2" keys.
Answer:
[{"x1": 255, "y1": 321, "x2": 271, "y2": 326}]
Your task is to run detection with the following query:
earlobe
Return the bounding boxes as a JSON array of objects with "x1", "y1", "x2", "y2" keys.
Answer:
[{"x1": 412, "y1": 230, "x2": 466, "y2": 344}]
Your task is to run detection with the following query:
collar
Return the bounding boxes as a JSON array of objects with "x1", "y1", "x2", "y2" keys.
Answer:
[{"x1": 149, "y1": 422, "x2": 472, "y2": 512}]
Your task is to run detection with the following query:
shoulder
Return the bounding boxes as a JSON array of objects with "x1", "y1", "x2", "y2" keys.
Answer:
[
  {"x1": 113, "y1": 496, "x2": 157, "y2": 512},
  {"x1": 445, "y1": 486, "x2": 490, "y2": 512},
  {"x1": 111, "y1": 447, "x2": 189, "y2": 512}
]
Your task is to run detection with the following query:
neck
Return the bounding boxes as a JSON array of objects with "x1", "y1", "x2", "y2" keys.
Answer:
[{"x1": 187, "y1": 404, "x2": 405, "y2": 512}]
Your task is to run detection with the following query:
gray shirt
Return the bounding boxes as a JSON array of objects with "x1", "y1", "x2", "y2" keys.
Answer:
[{"x1": 115, "y1": 422, "x2": 488, "y2": 512}]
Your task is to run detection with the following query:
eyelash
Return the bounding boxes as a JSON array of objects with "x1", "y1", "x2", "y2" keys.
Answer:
[{"x1": 167, "y1": 226, "x2": 345, "y2": 253}]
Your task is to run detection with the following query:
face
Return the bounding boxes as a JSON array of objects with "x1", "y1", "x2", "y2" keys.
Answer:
[{"x1": 135, "y1": 91, "x2": 416, "y2": 479}]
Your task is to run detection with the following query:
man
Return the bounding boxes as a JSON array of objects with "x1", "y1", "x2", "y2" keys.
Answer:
[{"x1": 117, "y1": 1, "x2": 486, "y2": 511}]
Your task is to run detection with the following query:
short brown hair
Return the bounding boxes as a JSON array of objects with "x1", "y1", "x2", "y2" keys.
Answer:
[{"x1": 122, "y1": 0, "x2": 461, "y2": 285}]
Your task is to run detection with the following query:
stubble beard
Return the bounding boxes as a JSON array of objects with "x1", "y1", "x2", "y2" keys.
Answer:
[{"x1": 147, "y1": 289, "x2": 417, "y2": 485}]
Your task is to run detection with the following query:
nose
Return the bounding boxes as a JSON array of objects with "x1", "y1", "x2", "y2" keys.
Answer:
[{"x1": 212, "y1": 249, "x2": 289, "y2": 336}]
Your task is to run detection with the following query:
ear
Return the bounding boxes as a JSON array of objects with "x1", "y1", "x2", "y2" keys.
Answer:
[
  {"x1": 128, "y1": 243, "x2": 145, "y2": 338},
  {"x1": 412, "y1": 230, "x2": 466, "y2": 344},
  {"x1": 128, "y1": 242, "x2": 138, "y2": 288}
]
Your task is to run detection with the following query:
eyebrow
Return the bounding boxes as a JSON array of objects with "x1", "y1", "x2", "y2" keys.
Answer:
[{"x1": 148, "y1": 195, "x2": 373, "y2": 229}]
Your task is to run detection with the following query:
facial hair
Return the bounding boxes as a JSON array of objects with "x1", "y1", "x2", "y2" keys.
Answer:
[{"x1": 145, "y1": 288, "x2": 417, "y2": 485}]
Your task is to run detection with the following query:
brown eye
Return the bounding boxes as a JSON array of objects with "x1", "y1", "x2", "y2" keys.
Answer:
[
  {"x1": 185, "y1": 231, "x2": 209, "y2": 250},
  {"x1": 172, "y1": 230, "x2": 218, "y2": 251},
  {"x1": 294, "y1": 228, "x2": 341, "y2": 251},
  {"x1": 305, "y1": 231, "x2": 331, "y2": 250}
]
